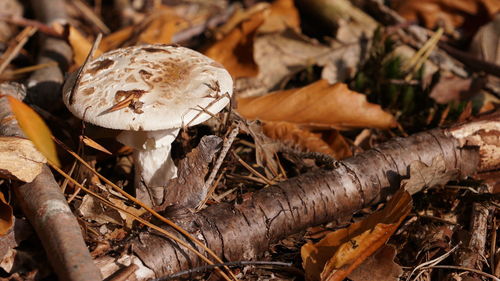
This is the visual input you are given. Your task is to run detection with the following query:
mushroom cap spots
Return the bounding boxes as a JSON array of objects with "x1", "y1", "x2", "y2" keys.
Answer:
[{"x1": 63, "y1": 45, "x2": 233, "y2": 131}]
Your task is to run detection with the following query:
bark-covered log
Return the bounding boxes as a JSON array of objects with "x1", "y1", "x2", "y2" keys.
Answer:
[{"x1": 101, "y1": 112, "x2": 499, "y2": 280}]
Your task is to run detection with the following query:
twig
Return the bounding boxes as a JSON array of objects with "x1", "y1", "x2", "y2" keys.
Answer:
[
  {"x1": 67, "y1": 179, "x2": 85, "y2": 203},
  {"x1": 421, "y1": 265, "x2": 499, "y2": 281},
  {"x1": 406, "y1": 244, "x2": 460, "y2": 281},
  {"x1": 26, "y1": 0, "x2": 72, "y2": 110},
  {"x1": 71, "y1": 0, "x2": 110, "y2": 34},
  {"x1": 0, "y1": 13, "x2": 62, "y2": 37},
  {"x1": 439, "y1": 42, "x2": 500, "y2": 78},
  {"x1": 197, "y1": 126, "x2": 239, "y2": 210},
  {"x1": 152, "y1": 260, "x2": 299, "y2": 281},
  {"x1": 0, "y1": 26, "x2": 38, "y2": 75},
  {"x1": 232, "y1": 151, "x2": 276, "y2": 186}
]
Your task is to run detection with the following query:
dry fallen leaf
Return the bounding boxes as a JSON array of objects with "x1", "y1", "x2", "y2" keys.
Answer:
[
  {"x1": 98, "y1": 26, "x2": 133, "y2": 52},
  {"x1": 0, "y1": 137, "x2": 46, "y2": 182},
  {"x1": 262, "y1": 122, "x2": 351, "y2": 159},
  {"x1": 0, "y1": 193, "x2": 13, "y2": 236},
  {"x1": 68, "y1": 25, "x2": 103, "y2": 68},
  {"x1": 5, "y1": 96, "x2": 60, "y2": 167},
  {"x1": 108, "y1": 197, "x2": 145, "y2": 229},
  {"x1": 204, "y1": 4, "x2": 268, "y2": 78},
  {"x1": 347, "y1": 245, "x2": 403, "y2": 281},
  {"x1": 429, "y1": 74, "x2": 475, "y2": 104},
  {"x1": 470, "y1": 13, "x2": 500, "y2": 95},
  {"x1": 258, "y1": 0, "x2": 301, "y2": 33},
  {"x1": 78, "y1": 195, "x2": 123, "y2": 226},
  {"x1": 134, "y1": 7, "x2": 187, "y2": 45},
  {"x1": 99, "y1": 5, "x2": 188, "y2": 52},
  {"x1": 253, "y1": 30, "x2": 332, "y2": 93},
  {"x1": 392, "y1": 0, "x2": 500, "y2": 34},
  {"x1": 301, "y1": 190, "x2": 411, "y2": 281},
  {"x1": 237, "y1": 80, "x2": 397, "y2": 130}
]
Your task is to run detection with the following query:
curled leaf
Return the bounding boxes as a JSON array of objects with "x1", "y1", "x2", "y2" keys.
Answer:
[{"x1": 301, "y1": 190, "x2": 411, "y2": 281}]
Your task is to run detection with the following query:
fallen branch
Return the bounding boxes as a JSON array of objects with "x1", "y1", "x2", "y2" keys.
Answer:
[
  {"x1": 101, "y1": 111, "x2": 499, "y2": 280},
  {"x1": 0, "y1": 83, "x2": 102, "y2": 281},
  {"x1": 26, "y1": 0, "x2": 72, "y2": 111}
]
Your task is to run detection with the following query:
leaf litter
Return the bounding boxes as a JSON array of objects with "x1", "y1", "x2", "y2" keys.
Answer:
[{"x1": 0, "y1": 0, "x2": 498, "y2": 280}]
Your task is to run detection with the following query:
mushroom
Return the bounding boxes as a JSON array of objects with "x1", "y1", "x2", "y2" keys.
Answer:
[{"x1": 63, "y1": 45, "x2": 233, "y2": 206}]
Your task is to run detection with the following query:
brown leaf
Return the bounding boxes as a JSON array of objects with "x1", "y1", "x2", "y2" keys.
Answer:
[
  {"x1": 237, "y1": 80, "x2": 397, "y2": 130},
  {"x1": 429, "y1": 74, "x2": 474, "y2": 104},
  {"x1": 204, "y1": 4, "x2": 268, "y2": 78},
  {"x1": 6, "y1": 96, "x2": 60, "y2": 167},
  {"x1": 347, "y1": 245, "x2": 403, "y2": 281},
  {"x1": 78, "y1": 195, "x2": 124, "y2": 226},
  {"x1": 0, "y1": 137, "x2": 46, "y2": 182},
  {"x1": 301, "y1": 190, "x2": 412, "y2": 281},
  {"x1": 100, "y1": 6, "x2": 187, "y2": 52},
  {"x1": 470, "y1": 14, "x2": 500, "y2": 95},
  {"x1": 99, "y1": 26, "x2": 133, "y2": 52},
  {"x1": 262, "y1": 122, "x2": 351, "y2": 159},
  {"x1": 134, "y1": 7, "x2": 187, "y2": 45},
  {"x1": 0, "y1": 193, "x2": 13, "y2": 236},
  {"x1": 253, "y1": 30, "x2": 332, "y2": 91},
  {"x1": 392, "y1": 0, "x2": 500, "y2": 34},
  {"x1": 401, "y1": 155, "x2": 459, "y2": 195},
  {"x1": 258, "y1": 0, "x2": 301, "y2": 33},
  {"x1": 323, "y1": 130, "x2": 352, "y2": 160},
  {"x1": 68, "y1": 25, "x2": 103, "y2": 68},
  {"x1": 108, "y1": 197, "x2": 145, "y2": 229}
]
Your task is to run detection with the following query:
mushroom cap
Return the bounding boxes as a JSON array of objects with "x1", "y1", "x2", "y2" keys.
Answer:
[{"x1": 63, "y1": 45, "x2": 233, "y2": 131}]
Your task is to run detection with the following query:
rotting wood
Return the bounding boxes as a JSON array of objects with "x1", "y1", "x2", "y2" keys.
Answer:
[
  {"x1": 0, "y1": 83, "x2": 102, "y2": 281},
  {"x1": 99, "y1": 111, "x2": 499, "y2": 280}
]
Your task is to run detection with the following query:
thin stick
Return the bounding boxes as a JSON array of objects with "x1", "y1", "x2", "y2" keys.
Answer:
[
  {"x1": 406, "y1": 244, "x2": 460, "y2": 281},
  {"x1": 72, "y1": 0, "x2": 110, "y2": 34},
  {"x1": 232, "y1": 151, "x2": 276, "y2": 186},
  {"x1": 153, "y1": 260, "x2": 297, "y2": 281},
  {"x1": 421, "y1": 265, "x2": 499, "y2": 281},
  {"x1": 3, "y1": 62, "x2": 58, "y2": 76},
  {"x1": 68, "y1": 33, "x2": 102, "y2": 105},
  {"x1": 0, "y1": 13, "x2": 61, "y2": 37},
  {"x1": 67, "y1": 179, "x2": 85, "y2": 203},
  {"x1": 197, "y1": 126, "x2": 239, "y2": 209},
  {"x1": 0, "y1": 26, "x2": 38, "y2": 75}
]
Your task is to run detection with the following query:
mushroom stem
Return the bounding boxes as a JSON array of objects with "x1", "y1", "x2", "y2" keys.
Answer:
[{"x1": 117, "y1": 128, "x2": 180, "y2": 206}]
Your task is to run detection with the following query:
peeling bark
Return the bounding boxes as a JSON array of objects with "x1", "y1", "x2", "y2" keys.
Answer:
[{"x1": 100, "y1": 112, "x2": 498, "y2": 280}]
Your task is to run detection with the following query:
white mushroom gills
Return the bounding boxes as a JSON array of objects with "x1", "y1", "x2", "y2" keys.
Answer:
[{"x1": 63, "y1": 45, "x2": 233, "y2": 206}]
